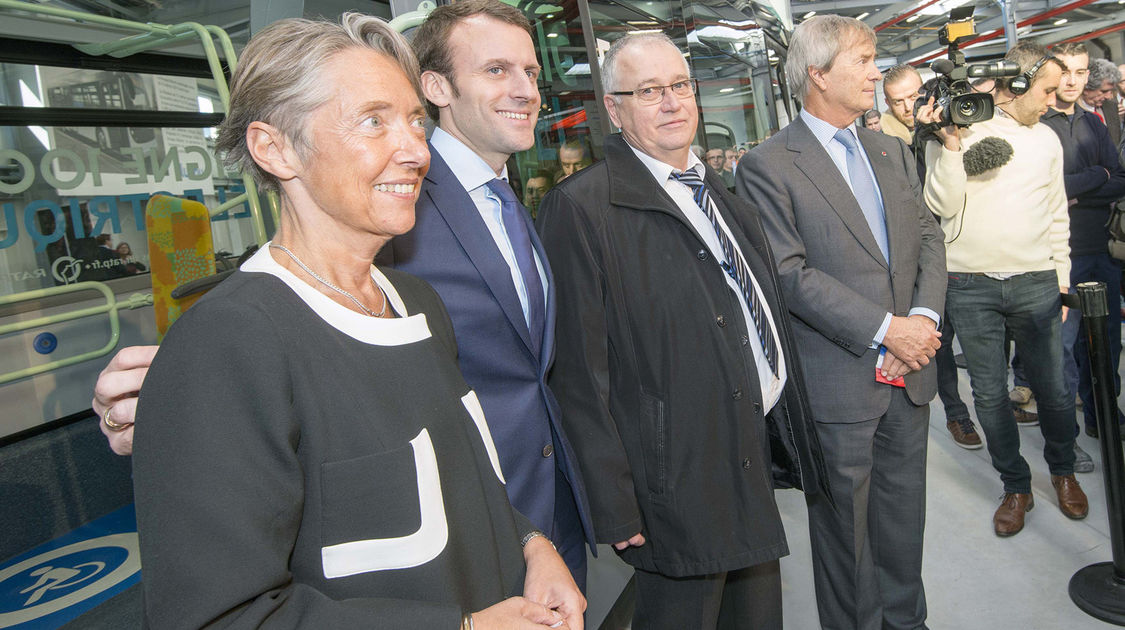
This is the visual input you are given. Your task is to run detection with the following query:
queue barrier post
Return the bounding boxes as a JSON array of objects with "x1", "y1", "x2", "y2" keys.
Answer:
[{"x1": 1069, "y1": 281, "x2": 1125, "y2": 625}]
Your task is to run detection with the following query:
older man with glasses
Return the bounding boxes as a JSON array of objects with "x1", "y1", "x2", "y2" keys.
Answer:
[{"x1": 539, "y1": 32, "x2": 828, "y2": 630}]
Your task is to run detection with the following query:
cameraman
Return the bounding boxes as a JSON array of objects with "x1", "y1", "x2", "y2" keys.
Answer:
[
  {"x1": 921, "y1": 42, "x2": 1088, "y2": 537},
  {"x1": 1042, "y1": 43, "x2": 1125, "y2": 441}
]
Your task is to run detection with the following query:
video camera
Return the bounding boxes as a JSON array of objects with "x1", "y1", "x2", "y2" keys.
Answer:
[{"x1": 915, "y1": 6, "x2": 1020, "y2": 126}]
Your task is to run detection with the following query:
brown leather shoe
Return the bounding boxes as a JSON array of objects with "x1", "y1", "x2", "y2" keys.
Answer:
[
  {"x1": 1012, "y1": 404, "x2": 1039, "y2": 426},
  {"x1": 947, "y1": 418, "x2": 983, "y2": 449},
  {"x1": 994, "y1": 493, "x2": 1033, "y2": 537},
  {"x1": 1052, "y1": 474, "x2": 1089, "y2": 520}
]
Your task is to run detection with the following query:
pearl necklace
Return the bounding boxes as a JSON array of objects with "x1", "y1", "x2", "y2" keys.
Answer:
[{"x1": 269, "y1": 243, "x2": 388, "y2": 318}]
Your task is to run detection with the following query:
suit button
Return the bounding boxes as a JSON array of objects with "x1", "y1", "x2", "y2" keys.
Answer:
[
  {"x1": 716, "y1": 315, "x2": 727, "y2": 327},
  {"x1": 732, "y1": 389, "x2": 743, "y2": 400},
  {"x1": 741, "y1": 335, "x2": 749, "y2": 346},
  {"x1": 743, "y1": 458, "x2": 752, "y2": 469},
  {"x1": 697, "y1": 249, "x2": 709, "y2": 261},
  {"x1": 542, "y1": 444, "x2": 554, "y2": 458},
  {"x1": 753, "y1": 402, "x2": 762, "y2": 413}
]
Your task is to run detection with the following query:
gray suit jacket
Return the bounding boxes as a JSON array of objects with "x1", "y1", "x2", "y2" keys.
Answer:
[{"x1": 737, "y1": 118, "x2": 946, "y2": 422}]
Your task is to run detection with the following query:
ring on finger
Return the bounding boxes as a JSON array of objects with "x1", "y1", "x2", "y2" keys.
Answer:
[{"x1": 102, "y1": 406, "x2": 129, "y2": 432}]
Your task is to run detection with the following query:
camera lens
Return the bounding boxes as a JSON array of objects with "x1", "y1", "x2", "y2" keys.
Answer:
[{"x1": 958, "y1": 99, "x2": 979, "y2": 117}]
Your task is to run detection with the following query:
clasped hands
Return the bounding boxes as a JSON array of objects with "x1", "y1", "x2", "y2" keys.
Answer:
[
  {"x1": 476, "y1": 535, "x2": 586, "y2": 630},
  {"x1": 880, "y1": 315, "x2": 941, "y2": 381}
]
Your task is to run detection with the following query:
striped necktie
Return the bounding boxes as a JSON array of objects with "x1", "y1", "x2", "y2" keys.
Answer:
[{"x1": 671, "y1": 169, "x2": 779, "y2": 376}]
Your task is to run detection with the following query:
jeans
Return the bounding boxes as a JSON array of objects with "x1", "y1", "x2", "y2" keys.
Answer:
[
  {"x1": 1071, "y1": 253, "x2": 1124, "y2": 430},
  {"x1": 1011, "y1": 309, "x2": 1081, "y2": 406},
  {"x1": 946, "y1": 271, "x2": 1076, "y2": 493},
  {"x1": 935, "y1": 316, "x2": 970, "y2": 422}
]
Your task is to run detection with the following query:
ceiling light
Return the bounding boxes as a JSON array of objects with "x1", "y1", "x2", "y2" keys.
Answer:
[
  {"x1": 906, "y1": 14, "x2": 920, "y2": 22},
  {"x1": 803, "y1": 11, "x2": 816, "y2": 18},
  {"x1": 1054, "y1": 18, "x2": 1067, "y2": 25},
  {"x1": 919, "y1": 0, "x2": 969, "y2": 16},
  {"x1": 628, "y1": 29, "x2": 663, "y2": 35},
  {"x1": 720, "y1": 87, "x2": 735, "y2": 93},
  {"x1": 547, "y1": 32, "x2": 558, "y2": 37},
  {"x1": 856, "y1": 12, "x2": 870, "y2": 20}
]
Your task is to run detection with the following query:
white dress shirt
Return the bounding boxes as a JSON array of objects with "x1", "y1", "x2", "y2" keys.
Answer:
[{"x1": 627, "y1": 142, "x2": 787, "y2": 412}]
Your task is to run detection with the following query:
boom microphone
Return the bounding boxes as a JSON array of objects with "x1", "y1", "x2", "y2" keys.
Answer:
[{"x1": 962, "y1": 136, "x2": 1013, "y2": 176}]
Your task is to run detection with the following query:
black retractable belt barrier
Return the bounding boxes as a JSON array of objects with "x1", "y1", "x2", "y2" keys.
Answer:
[{"x1": 1069, "y1": 282, "x2": 1125, "y2": 625}]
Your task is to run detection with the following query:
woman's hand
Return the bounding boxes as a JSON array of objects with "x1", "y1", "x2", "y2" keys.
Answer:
[
  {"x1": 471, "y1": 596, "x2": 570, "y2": 629},
  {"x1": 520, "y1": 536, "x2": 585, "y2": 629}
]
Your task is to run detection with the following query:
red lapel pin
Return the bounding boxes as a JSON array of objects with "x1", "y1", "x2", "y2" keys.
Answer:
[{"x1": 881, "y1": 151, "x2": 887, "y2": 156}]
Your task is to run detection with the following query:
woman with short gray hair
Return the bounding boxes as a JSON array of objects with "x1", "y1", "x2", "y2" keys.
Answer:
[{"x1": 132, "y1": 13, "x2": 580, "y2": 629}]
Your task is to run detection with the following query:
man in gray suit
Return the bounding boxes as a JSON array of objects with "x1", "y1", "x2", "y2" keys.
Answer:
[{"x1": 737, "y1": 15, "x2": 946, "y2": 630}]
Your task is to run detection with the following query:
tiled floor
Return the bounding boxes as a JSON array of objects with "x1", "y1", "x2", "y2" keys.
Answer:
[{"x1": 584, "y1": 368, "x2": 1125, "y2": 628}]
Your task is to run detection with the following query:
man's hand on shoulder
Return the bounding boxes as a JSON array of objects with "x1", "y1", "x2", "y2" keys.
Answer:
[
  {"x1": 882, "y1": 315, "x2": 940, "y2": 371},
  {"x1": 92, "y1": 345, "x2": 158, "y2": 455}
]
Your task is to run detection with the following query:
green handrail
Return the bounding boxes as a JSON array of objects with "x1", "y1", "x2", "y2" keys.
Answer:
[
  {"x1": 0, "y1": 0, "x2": 268, "y2": 383},
  {"x1": 0, "y1": 283, "x2": 152, "y2": 385}
]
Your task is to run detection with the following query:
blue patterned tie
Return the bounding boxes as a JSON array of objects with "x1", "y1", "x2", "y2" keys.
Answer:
[
  {"x1": 487, "y1": 178, "x2": 545, "y2": 355},
  {"x1": 671, "y1": 169, "x2": 779, "y2": 376},
  {"x1": 834, "y1": 129, "x2": 889, "y2": 262}
]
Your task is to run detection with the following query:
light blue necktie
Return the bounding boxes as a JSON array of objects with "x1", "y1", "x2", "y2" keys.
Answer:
[{"x1": 834, "y1": 129, "x2": 889, "y2": 262}]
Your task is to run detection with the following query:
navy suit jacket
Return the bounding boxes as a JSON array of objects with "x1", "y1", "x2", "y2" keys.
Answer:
[{"x1": 378, "y1": 145, "x2": 594, "y2": 551}]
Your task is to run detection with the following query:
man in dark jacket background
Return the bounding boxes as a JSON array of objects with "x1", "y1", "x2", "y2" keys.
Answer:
[
  {"x1": 1042, "y1": 43, "x2": 1125, "y2": 439},
  {"x1": 537, "y1": 32, "x2": 828, "y2": 629}
]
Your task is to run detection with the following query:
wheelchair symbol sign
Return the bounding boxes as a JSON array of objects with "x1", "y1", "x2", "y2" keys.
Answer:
[{"x1": 0, "y1": 533, "x2": 140, "y2": 627}]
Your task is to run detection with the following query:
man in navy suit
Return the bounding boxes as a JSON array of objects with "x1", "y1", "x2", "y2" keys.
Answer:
[
  {"x1": 92, "y1": 0, "x2": 593, "y2": 590},
  {"x1": 381, "y1": 0, "x2": 594, "y2": 586}
]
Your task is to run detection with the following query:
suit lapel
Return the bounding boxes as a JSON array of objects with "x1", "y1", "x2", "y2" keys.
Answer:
[
  {"x1": 710, "y1": 181, "x2": 784, "y2": 317},
  {"x1": 424, "y1": 147, "x2": 537, "y2": 355},
  {"x1": 789, "y1": 118, "x2": 888, "y2": 269}
]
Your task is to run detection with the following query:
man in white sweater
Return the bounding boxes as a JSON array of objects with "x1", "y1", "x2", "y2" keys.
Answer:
[{"x1": 922, "y1": 42, "x2": 1088, "y2": 537}]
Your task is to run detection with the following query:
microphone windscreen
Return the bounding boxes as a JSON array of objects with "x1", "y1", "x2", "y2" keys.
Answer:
[
  {"x1": 963, "y1": 136, "x2": 1013, "y2": 176},
  {"x1": 930, "y1": 59, "x2": 955, "y2": 75}
]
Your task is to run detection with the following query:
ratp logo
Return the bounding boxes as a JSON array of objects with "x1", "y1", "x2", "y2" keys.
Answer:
[
  {"x1": 50, "y1": 256, "x2": 83, "y2": 284},
  {"x1": 0, "y1": 533, "x2": 140, "y2": 628}
]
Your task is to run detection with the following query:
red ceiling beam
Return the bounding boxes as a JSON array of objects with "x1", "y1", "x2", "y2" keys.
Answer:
[
  {"x1": 909, "y1": 0, "x2": 1100, "y2": 66},
  {"x1": 874, "y1": 0, "x2": 943, "y2": 32},
  {"x1": 1050, "y1": 21, "x2": 1125, "y2": 47}
]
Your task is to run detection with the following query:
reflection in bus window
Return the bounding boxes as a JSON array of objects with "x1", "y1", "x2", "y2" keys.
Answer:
[{"x1": 47, "y1": 72, "x2": 157, "y2": 154}]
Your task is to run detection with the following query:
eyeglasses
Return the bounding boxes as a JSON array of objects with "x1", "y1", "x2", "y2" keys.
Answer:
[{"x1": 610, "y1": 79, "x2": 697, "y2": 104}]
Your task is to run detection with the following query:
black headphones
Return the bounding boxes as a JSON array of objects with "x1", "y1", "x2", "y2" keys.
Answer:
[{"x1": 1007, "y1": 55, "x2": 1052, "y2": 95}]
